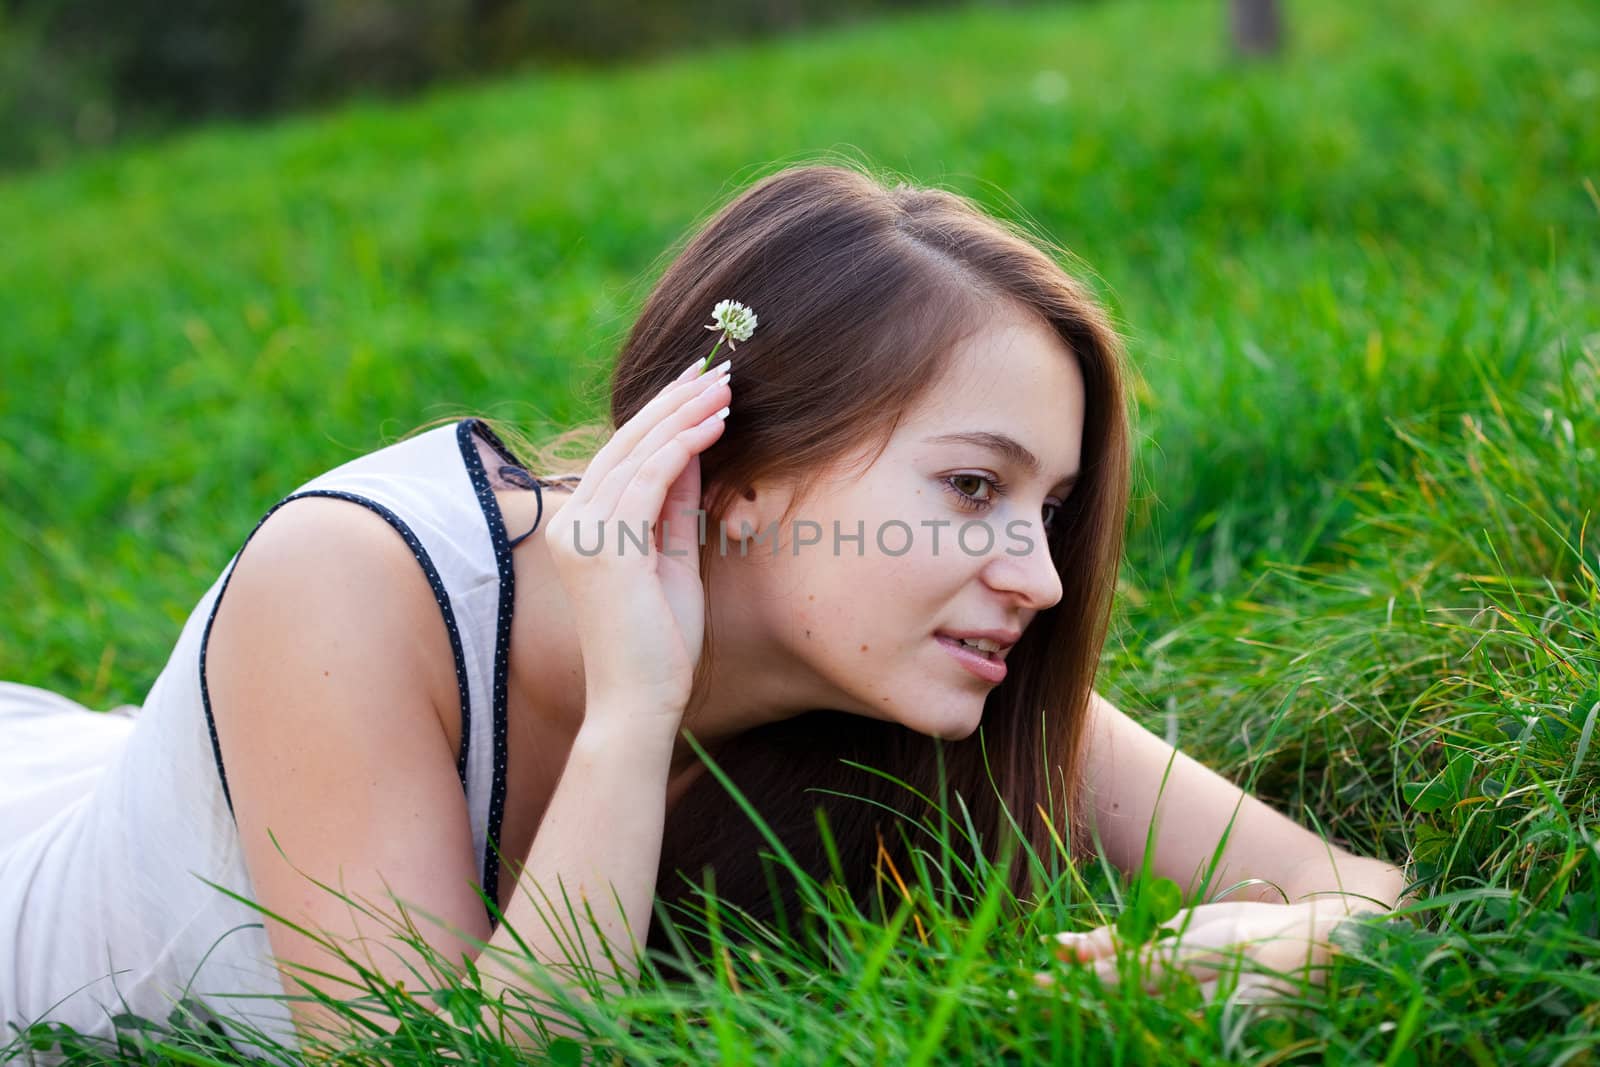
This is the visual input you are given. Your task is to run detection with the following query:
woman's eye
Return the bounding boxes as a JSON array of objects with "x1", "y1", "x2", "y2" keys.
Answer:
[
  {"x1": 942, "y1": 473, "x2": 999, "y2": 512},
  {"x1": 951, "y1": 474, "x2": 991, "y2": 500}
]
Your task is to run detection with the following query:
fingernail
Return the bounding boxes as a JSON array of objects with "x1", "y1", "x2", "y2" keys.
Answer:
[{"x1": 680, "y1": 357, "x2": 708, "y2": 381}]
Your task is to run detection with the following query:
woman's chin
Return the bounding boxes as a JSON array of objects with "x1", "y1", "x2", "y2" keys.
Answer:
[
  {"x1": 840, "y1": 676, "x2": 985, "y2": 739},
  {"x1": 902, "y1": 697, "x2": 984, "y2": 741}
]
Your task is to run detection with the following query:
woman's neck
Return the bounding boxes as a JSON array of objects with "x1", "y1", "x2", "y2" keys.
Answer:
[{"x1": 495, "y1": 482, "x2": 824, "y2": 815}]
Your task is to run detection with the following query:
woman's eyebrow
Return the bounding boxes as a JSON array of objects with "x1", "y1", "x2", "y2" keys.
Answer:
[{"x1": 924, "y1": 431, "x2": 1079, "y2": 488}]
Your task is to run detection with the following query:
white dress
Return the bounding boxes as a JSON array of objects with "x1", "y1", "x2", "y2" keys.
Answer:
[{"x1": 0, "y1": 418, "x2": 562, "y2": 1060}]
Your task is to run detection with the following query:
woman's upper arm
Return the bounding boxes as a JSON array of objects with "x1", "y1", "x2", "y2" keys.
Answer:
[
  {"x1": 1081, "y1": 689, "x2": 1343, "y2": 901},
  {"x1": 204, "y1": 496, "x2": 491, "y2": 1037}
]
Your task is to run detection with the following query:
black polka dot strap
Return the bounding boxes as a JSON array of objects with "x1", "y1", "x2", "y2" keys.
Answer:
[
  {"x1": 456, "y1": 418, "x2": 545, "y2": 929},
  {"x1": 197, "y1": 489, "x2": 475, "y2": 817}
]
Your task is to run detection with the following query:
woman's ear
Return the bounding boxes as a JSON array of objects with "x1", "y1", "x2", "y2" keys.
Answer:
[
  {"x1": 717, "y1": 479, "x2": 795, "y2": 551},
  {"x1": 718, "y1": 486, "x2": 766, "y2": 548}
]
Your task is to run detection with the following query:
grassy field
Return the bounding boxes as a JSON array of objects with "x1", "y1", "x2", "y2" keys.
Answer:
[{"x1": 2, "y1": 0, "x2": 1598, "y2": 1062}]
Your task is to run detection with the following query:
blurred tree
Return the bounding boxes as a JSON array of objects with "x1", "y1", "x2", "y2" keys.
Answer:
[
  {"x1": 1229, "y1": 0, "x2": 1282, "y2": 57},
  {"x1": 285, "y1": 0, "x2": 470, "y2": 104},
  {"x1": 12, "y1": 0, "x2": 306, "y2": 118},
  {"x1": 0, "y1": 0, "x2": 1037, "y2": 172}
]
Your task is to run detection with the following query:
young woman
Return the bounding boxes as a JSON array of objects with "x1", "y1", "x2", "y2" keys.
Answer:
[{"x1": 0, "y1": 162, "x2": 1406, "y2": 1057}]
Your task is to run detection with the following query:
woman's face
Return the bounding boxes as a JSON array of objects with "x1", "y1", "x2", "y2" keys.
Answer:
[{"x1": 718, "y1": 308, "x2": 1085, "y2": 740}]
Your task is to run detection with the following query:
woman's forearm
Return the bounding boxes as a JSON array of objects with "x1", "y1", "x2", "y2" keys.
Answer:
[{"x1": 469, "y1": 709, "x2": 681, "y2": 1048}]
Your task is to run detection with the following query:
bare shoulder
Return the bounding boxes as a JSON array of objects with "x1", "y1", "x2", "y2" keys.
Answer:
[
  {"x1": 203, "y1": 493, "x2": 468, "y2": 817},
  {"x1": 206, "y1": 495, "x2": 461, "y2": 744},
  {"x1": 220, "y1": 493, "x2": 438, "y2": 608},
  {"x1": 203, "y1": 494, "x2": 490, "y2": 1022}
]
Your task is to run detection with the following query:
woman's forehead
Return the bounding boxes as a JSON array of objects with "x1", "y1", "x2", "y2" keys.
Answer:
[{"x1": 897, "y1": 318, "x2": 1084, "y2": 470}]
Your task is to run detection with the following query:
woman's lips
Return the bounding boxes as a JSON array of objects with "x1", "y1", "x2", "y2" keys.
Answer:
[{"x1": 934, "y1": 634, "x2": 1007, "y2": 684}]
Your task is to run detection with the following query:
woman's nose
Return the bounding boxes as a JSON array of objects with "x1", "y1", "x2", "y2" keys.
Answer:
[{"x1": 984, "y1": 517, "x2": 1062, "y2": 611}]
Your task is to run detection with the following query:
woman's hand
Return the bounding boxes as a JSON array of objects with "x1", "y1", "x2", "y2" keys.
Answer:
[
  {"x1": 543, "y1": 356, "x2": 732, "y2": 721},
  {"x1": 1038, "y1": 898, "x2": 1386, "y2": 1004}
]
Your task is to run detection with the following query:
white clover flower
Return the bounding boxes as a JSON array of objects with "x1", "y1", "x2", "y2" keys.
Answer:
[
  {"x1": 704, "y1": 298, "x2": 758, "y2": 348},
  {"x1": 698, "y1": 298, "x2": 758, "y2": 373}
]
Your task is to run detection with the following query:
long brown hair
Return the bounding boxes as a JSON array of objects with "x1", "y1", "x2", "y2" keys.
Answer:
[{"x1": 493, "y1": 159, "x2": 1130, "y2": 970}]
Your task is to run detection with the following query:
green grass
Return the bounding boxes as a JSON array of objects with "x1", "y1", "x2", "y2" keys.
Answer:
[{"x1": 3, "y1": 0, "x2": 1598, "y2": 1061}]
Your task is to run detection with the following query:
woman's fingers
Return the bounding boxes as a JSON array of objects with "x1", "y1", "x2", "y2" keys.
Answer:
[
  {"x1": 576, "y1": 361, "x2": 720, "y2": 499},
  {"x1": 1089, "y1": 919, "x2": 1248, "y2": 990},
  {"x1": 581, "y1": 367, "x2": 730, "y2": 522},
  {"x1": 582, "y1": 363, "x2": 732, "y2": 511},
  {"x1": 674, "y1": 355, "x2": 712, "y2": 384},
  {"x1": 1049, "y1": 926, "x2": 1115, "y2": 963},
  {"x1": 564, "y1": 359, "x2": 729, "y2": 513},
  {"x1": 611, "y1": 416, "x2": 725, "y2": 557},
  {"x1": 1048, "y1": 901, "x2": 1267, "y2": 963},
  {"x1": 1038, "y1": 903, "x2": 1348, "y2": 1004},
  {"x1": 654, "y1": 417, "x2": 725, "y2": 560},
  {"x1": 1090, "y1": 909, "x2": 1332, "y2": 993}
]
